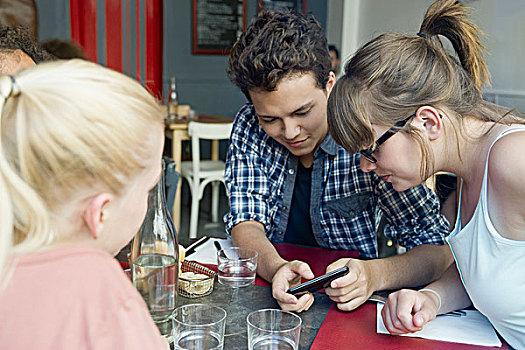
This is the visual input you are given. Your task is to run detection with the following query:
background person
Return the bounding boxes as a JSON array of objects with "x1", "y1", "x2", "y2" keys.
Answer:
[
  {"x1": 0, "y1": 60, "x2": 168, "y2": 349},
  {"x1": 226, "y1": 10, "x2": 452, "y2": 314},
  {"x1": 327, "y1": 0, "x2": 524, "y2": 348},
  {"x1": 328, "y1": 44, "x2": 341, "y2": 76}
]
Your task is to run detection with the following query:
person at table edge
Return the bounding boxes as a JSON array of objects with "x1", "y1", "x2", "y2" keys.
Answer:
[
  {"x1": 224, "y1": 9, "x2": 453, "y2": 312},
  {"x1": 0, "y1": 26, "x2": 53, "y2": 75}
]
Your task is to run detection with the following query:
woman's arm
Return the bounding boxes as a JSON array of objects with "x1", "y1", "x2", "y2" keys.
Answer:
[{"x1": 380, "y1": 263, "x2": 471, "y2": 334}]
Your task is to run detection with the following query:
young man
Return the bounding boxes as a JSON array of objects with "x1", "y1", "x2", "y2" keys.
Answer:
[{"x1": 225, "y1": 10, "x2": 452, "y2": 312}]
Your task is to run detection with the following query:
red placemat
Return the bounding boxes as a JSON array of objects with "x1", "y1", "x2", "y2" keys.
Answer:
[
  {"x1": 251, "y1": 243, "x2": 360, "y2": 287},
  {"x1": 198, "y1": 243, "x2": 360, "y2": 287},
  {"x1": 311, "y1": 303, "x2": 508, "y2": 350},
  {"x1": 273, "y1": 242, "x2": 359, "y2": 276}
]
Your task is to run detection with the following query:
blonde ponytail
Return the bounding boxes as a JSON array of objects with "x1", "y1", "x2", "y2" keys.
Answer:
[
  {"x1": 0, "y1": 75, "x2": 51, "y2": 280},
  {"x1": 0, "y1": 60, "x2": 163, "y2": 279}
]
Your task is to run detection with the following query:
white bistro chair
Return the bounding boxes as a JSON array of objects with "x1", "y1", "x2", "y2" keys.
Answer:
[{"x1": 180, "y1": 121, "x2": 233, "y2": 239}]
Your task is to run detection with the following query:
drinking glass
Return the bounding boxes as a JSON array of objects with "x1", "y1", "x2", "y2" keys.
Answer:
[
  {"x1": 217, "y1": 247, "x2": 258, "y2": 288},
  {"x1": 172, "y1": 304, "x2": 227, "y2": 350},
  {"x1": 247, "y1": 309, "x2": 302, "y2": 350}
]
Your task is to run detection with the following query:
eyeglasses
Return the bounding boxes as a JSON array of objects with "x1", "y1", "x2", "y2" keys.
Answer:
[{"x1": 359, "y1": 113, "x2": 416, "y2": 163}]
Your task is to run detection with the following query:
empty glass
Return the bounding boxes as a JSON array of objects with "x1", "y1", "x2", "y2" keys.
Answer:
[
  {"x1": 172, "y1": 304, "x2": 227, "y2": 350},
  {"x1": 217, "y1": 247, "x2": 258, "y2": 288},
  {"x1": 247, "y1": 309, "x2": 302, "y2": 350}
]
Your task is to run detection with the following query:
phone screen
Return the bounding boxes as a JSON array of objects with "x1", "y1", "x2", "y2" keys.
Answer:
[{"x1": 287, "y1": 266, "x2": 349, "y2": 295}]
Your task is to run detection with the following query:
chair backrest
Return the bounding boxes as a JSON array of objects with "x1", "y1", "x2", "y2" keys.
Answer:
[
  {"x1": 187, "y1": 121, "x2": 233, "y2": 176},
  {"x1": 187, "y1": 121, "x2": 233, "y2": 140}
]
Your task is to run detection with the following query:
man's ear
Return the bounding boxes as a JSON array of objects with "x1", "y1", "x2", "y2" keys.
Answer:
[
  {"x1": 326, "y1": 71, "x2": 337, "y2": 95},
  {"x1": 412, "y1": 106, "x2": 443, "y2": 141},
  {"x1": 83, "y1": 193, "x2": 113, "y2": 239}
]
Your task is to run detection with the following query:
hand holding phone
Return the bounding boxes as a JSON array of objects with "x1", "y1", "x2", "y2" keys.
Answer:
[{"x1": 286, "y1": 266, "x2": 349, "y2": 295}]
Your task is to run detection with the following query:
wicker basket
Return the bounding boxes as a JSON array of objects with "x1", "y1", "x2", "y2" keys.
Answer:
[{"x1": 178, "y1": 260, "x2": 216, "y2": 298}]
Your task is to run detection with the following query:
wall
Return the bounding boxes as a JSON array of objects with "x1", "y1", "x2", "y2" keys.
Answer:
[
  {"x1": 162, "y1": 0, "x2": 253, "y2": 118},
  {"x1": 36, "y1": 0, "x2": 328, "y2": 117},
  {"x1": 35, "y1": 0, "x2": 70, "y2": 41},
  {"x1": 326, "y1": 0, "x2": 343, "y2": 50},
  {"x1": 473, "y1": 0, "x2": 525, "y2": 110},
  {"x1": 341, "y1": 0, "x2": 525, "y2": 111},
  {"x1": 35, "y1": 1, "x2": 524, "y2": 112},
  {"x1": 163, "y1": 0, "x2": 327, "y2": 117}
]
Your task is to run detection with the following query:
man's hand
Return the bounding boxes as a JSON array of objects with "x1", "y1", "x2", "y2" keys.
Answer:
[
  {"x1": 323, "y1": 258, "x2": 377, "y2": 311},
  {"x1": 231, "y1": 222, "x2": 314, "y2": 312},
  {"x1": 381, "y1": 289, "x2": 439, "y2": 334},
  {"x1": 271, "y1": 260, "x2": 315, "y2": 313}
]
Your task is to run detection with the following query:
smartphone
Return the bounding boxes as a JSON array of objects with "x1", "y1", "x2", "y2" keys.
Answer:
[{"x1": 287, "y1": 266, "x2": 350, "y2": 295}]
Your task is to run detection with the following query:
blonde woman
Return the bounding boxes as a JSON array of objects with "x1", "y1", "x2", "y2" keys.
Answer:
[
  {"x1": 327, "y1": 0, "x2": 524, "y2": 348},
  {"x1": 0, "y1": 60, "x2": 168, "y2": 349}
]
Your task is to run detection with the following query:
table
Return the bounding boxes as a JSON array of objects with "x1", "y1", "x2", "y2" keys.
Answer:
[
  {"x1": 177, "y1": 283, "x2": 332, "y2": 349},
  {"x1": 165, "y1": 114, "x2": 233, "y2": 233},
  {"x1": 181, "y1": 243, "x2": 509, "y2": 350}
]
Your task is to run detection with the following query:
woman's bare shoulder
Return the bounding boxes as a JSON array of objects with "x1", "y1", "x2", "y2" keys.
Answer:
[
  {"x1": 487, "y1": 131, "x2": 525, "y2": 237},
  {"x1": 488, "y1": 130, "x2": 525, "y2": 177},
  {"x1": 488, "y1": 131, "x2": 525, "y2": 183}
]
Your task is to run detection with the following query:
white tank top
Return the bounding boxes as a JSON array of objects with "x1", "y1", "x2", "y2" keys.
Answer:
[{"x1": 447, "y1": 127, "x2": 525, "y2": 349}]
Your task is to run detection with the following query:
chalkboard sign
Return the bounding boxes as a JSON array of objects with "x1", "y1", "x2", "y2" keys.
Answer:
[
  {"x1": 257, "y1": 0, "x2": 307, "y2": 13},
  {"x1": 192, "y1": 0, "x2": 246, "y2": 55}
]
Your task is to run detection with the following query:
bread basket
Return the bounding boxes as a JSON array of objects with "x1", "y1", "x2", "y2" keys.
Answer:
[{"x1": 178, "y1": 260, "x2": 216, "y2": 298}]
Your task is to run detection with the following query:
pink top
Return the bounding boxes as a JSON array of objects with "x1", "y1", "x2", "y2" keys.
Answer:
[{"x1": 0, "y1": 244, "x2": 169, "y2": 350}]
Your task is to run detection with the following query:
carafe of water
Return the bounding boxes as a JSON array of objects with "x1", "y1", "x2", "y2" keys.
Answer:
[{"x1": 130, "y1": 159, "x2": 179, "y2": 324}]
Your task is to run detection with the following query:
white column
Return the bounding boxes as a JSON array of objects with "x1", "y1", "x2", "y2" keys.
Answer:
[{"x1": 340, "y1": 0, "x2": 361, "y2": 69}]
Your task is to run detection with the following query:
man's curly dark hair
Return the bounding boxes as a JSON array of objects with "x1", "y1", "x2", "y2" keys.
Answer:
[
  {"x1": 227, "y1": 10, "x2": 331, "y2": 101},
  {"x1": 40, "y1": 38, "x2": 87, "y2": 60},
  {"x1": 0, "y1": 26, "x2": 53, "y2": 63}
]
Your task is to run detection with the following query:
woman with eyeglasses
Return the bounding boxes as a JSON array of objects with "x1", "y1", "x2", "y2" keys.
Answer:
[{"x1": 327, "y1": 0, "x2": 525, "y2": 348}]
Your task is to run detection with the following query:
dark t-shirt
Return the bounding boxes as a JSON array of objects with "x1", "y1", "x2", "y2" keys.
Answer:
[{"x1": 284, "y1": 161, "x2": 319, "y2": 247}]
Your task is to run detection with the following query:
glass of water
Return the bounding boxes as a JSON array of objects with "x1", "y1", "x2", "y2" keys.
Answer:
[
  {"x1": 217, "y1": 247, "x2": 258, "y2": 288},
  {"x1": 247, "y1": 309, "x2": 302, "y2": 350},
  {"x1": 172, "y1": 304, "x2": 227, "y2": 350}
]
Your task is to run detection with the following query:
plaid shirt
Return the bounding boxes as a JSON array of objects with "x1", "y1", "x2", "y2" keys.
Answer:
[{"x1": 224, "y1": 104, "x2": 449, "y2": 258}]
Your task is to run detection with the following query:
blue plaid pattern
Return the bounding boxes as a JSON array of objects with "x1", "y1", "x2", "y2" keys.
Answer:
[{"x1": 224, "y1": 104, "x2": 449, "y2": 258}]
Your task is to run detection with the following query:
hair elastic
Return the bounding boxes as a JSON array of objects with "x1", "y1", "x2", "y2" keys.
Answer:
[
  {"x1": 9, "y1": 76, "x2": 21, "y2": 97},
  {"x1": 417, "y1": 32, "x2": 429, "y2": 39}
]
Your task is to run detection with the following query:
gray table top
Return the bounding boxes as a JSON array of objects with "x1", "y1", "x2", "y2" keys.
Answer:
[{"x1": 174, "y1": 281, "x2": 332, "y2": 349}]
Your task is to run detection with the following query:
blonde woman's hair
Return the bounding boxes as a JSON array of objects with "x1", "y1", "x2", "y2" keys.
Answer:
[
  {"x1": 0, "y1": 59, "x2": 163, "y2": 277},
  {"x1": 328, "y1": 0, "x2": 524, "y2": 179}
]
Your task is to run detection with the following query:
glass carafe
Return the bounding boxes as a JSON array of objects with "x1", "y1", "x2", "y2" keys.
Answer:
[{"x1": 130, "y1": 159, "x2": 179, "y2": 325}]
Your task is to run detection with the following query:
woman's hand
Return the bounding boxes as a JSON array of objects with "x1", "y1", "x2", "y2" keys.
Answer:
[
  {"x1": 271, "y1": 260, "x2": 315, "y2": 313},
  {"x1": 324, "y1": 258, "x2": 376, "y2": 311},
  {"x1": 381, "y1": 289, "x2": 439, "y2": 334}
]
